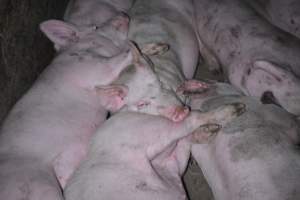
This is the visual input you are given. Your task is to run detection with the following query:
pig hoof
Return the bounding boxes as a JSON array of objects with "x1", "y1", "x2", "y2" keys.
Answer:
[
  {"x1": 172, "y1": 106, "x2": 190, "y2": 122},
  {"x1": 191, "y1": 123, "x2": 221, "y2": 143},
  {"x1": 230, "y1": 102, "x2": 246, "y2": 116},
  {"x1": 176, "y1": 79, "x2": 210, "y2": 96},
  {"x1": 141, "y1": 42, "x2": 169, "y2": 56},
  {"x1": 161, "y1": 106, "x2": 190, "y2": 122}
]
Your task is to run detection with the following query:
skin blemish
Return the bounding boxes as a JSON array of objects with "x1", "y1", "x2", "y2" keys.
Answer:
[
  {"x1": 230, "y1": 26, "x2": 240, "y2": 39},
  {"x1": 291, "y1": 19, "x2": 295, "y2": 25},
  {"x1": 246, "y1": 68, "x2": 251, "y2": 75},
  {"x1": 136, "y1": 181, "x2": 148, "y2": 190}
]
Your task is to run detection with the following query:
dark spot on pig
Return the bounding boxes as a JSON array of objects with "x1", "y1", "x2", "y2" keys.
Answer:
[
  {"x1": 19, "y1": 182, "x2": 30, "y2": 200},
  {"x1": 260, "y1": 91, "x2": 281, "y2": 107},
  {"x1": 69, "y1": 52, "x2": 80, "y2": 57},
  {"x1": 150, "y1": 96, "x2": 156, "y2": 100},
  {"x1": 241, "y1": 75, "x2": 247, "y2": 88},
  {"x1": 291, "y1": 19, "x2": 295, "y2": 25},
  {"x1": 230, "y1": 26, "x2": 240, "y2": 39},
  {"x1": 229, "y1": 51, "x2": 235, "y2": 58},
  {"x1": 246, "y1": 68, "x2": 251, "y2": 75},
  {"x1": 275, "y1": 36, "x2": 285, "y2": 44},
  {"x1": 136, "y1": 181, "x2": 148, "y2": 190},
  {"x1": 229, "y1": 127, "x2": 282, "y2": 162}
]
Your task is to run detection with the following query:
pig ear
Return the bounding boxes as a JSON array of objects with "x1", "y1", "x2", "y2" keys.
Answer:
[
  {"x1": 95, "y1": 85, "x2": 129, "y2": 112},
  {"x1": 40, "y1": 19, "x2": 79, "y2": 50},
  {"x1": 253, "y1": 60, "x2": 292, "y2": 79}
]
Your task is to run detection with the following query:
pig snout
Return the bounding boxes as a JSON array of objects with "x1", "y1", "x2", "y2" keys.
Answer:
[{"x1": 159, "y1": 106, "x2": 190, "y2": 122}]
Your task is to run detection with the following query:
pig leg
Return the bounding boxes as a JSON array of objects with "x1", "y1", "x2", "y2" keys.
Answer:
[
  {"x1": 176, "y1": 79, "x2": 210, "y2": 95},
  {"x1": 148, "y1": 103, "x2": 245, "y2": 159},
  {"x1": 141, "y1": 43, "x2": 170, "y2": 56}
]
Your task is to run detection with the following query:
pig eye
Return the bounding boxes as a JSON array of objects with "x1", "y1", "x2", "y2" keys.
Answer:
[{"x1": 136, "y1": 100, "x2": 151, "y2": 110}]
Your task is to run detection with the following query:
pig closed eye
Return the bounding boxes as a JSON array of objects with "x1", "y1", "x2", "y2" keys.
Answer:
[{"x1": 136, "y1": 101, "x2": 151, "y2": 110}]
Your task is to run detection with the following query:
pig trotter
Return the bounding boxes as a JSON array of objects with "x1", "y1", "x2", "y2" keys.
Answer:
[
  {"x1": 230, "y1": 102, "x2": 246, "y2": 117},
  {"x1": 141, "y1": 42, "x2": 170, "y2": 56},
  {"x1": 191, "y1": 123, "x2": 221, "y2": 144}
]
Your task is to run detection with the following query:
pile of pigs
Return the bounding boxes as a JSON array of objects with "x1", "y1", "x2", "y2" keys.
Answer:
[{"x1": 1, "y1": 0, "x2": 300, "y2": 199}]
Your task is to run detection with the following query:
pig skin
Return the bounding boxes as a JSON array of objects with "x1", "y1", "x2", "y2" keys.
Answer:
[
  {"x1": 64, "y1": 103, "x2": 243, "y2": 200},
  {"x1": 64, "y1": 0, "x2": 136, "y2": 26},
  {"x1": 187, "y1": 81, "x2": 300, "y2": 200},
  {"x1": 243, "y1": 0, "x2": 300, "y2": 39},
  {"x1": 0, "y1": 15, "x2": 132, "y2": 200},
  {"x1": 193, "y1": 0, "x2": 300, "y2": 116},
  {"x1": 129, "y1": 0, "x2": 200, "y2": 82}
]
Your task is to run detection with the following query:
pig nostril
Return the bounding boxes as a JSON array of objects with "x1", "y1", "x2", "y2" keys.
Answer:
[{"x1": 260, "y1": 91, "x2": 281, "y2": 108}]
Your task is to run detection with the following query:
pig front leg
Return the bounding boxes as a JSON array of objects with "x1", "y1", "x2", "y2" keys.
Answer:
[{"x1": 147, "y1": 102, "x2": 245, "y2": 160}]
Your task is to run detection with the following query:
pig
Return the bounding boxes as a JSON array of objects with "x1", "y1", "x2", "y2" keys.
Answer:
[
  {"x1": 64, "y1": 0, "x2": 136, "y2": 27},
  {"x1": 193, "y1": 0, "x2": 300, "y2": 116},
  {"x1": 104, "y1": 44, "x2": 191, "y2": 122},
  {"x1": 0, "y1": 14, "x2": 133, "y2": 200},
  {"x1": 128, "y1": 0, "x2": 200, "y2": 84},
  {"x1": 64, "y1": 104, "x2": 244, "y2": 200},
  {"x1": 181, "y1": 80, "x2": 300, "y2": 200},
  {"x1": 243, "y1": 0, "x2": 300, "y2": 39}
]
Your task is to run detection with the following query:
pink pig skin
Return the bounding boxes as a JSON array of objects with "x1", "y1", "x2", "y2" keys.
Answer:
[
  {"x1": 64, "y1": 102, "x2": 243, "y2": 200},
  {"x1": 64, "y1": 0, "x2": 135, "y2": 26},
  {"x1": 129, "y1": 0, "x2": 200, "y2": 82},
  {"x1": 244, "y1": 0, "x2": 300, "y2": 39},
  {"x1": 0, "y1": 14, "x2": 132, "y2": 200},
  {"x1": 187, "y1": 82, "x2": 300, "y2": 200},
  {"x1": 193, "y1": 0, "x2": 300, "y2": 116}
]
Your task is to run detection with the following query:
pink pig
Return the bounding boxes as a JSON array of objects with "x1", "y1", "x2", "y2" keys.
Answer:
[{"x1": 0, "y1": 14, "x2": 133, "y2": 200}]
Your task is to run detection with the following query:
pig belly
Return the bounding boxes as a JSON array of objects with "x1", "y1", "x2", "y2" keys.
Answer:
[
  {"x1": 190, "y1": 82, "x2": 300, "y2": 200},
  {"x1": 194, "y1": 0, "x2": 300, "y2": 116},
  {"x1": 244, "y1": 0, "x2": 300, "y2": 39}
]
